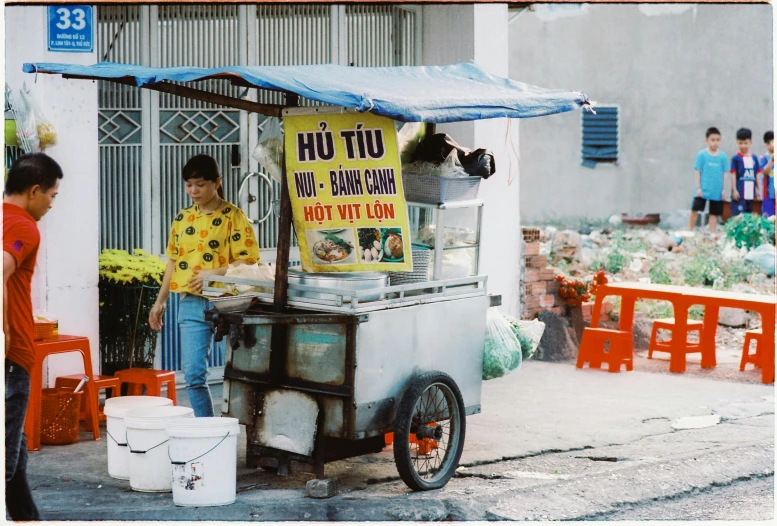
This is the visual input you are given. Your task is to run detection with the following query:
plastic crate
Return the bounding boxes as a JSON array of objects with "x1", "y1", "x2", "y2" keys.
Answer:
[
  {"x1": 402, "y1": 173, "x2": 481, "y2": 204},
  {"x1": 34, "y1": 322, "x2": 56, "y2": 341},
  {"x1": 40, "y1": 388, "x2": 83, "y2": 445}
]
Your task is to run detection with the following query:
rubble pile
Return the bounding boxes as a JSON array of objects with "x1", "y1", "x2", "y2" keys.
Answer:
[{"x1": 520, "y1": 221, "x2": 776, "y2": 375}]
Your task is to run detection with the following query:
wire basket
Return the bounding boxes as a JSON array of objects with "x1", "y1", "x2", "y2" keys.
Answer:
[
  {"x1": 402, "y1": 173, "x2": 481, "y2": 204},
  {"x1": 389, "y1": 249, "x2": 432, "y2": 286},
  {"x1": 34, "y1": 322, "x2": 56, "y2": 341},
  {"x1": 40, "y1": 388, "x2": 83, "y2": 445}
]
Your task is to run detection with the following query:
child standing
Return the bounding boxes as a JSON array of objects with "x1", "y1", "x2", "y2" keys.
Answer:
[
  {"x1": 760, "y1": 130, "x2": 774, "y2": 217},
  {"x1": 688, "y1": 127, "x2": 728, "y2": 233},
  {"x1": 730, "y1": 128, "x2": 763, "y2": 216}
]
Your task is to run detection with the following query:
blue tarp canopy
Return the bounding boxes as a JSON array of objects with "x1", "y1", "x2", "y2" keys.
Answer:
[{"x1": 23, "y1": 61, "x2": 589, "y2": 123}]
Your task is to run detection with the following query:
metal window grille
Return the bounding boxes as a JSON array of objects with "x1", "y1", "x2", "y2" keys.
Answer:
[
  {"x1": 582, "y1": 105, "x2": 618, "y2": 167},
  {"x1": 98, "y1": 4, "x2": 421, "y2": 372}
]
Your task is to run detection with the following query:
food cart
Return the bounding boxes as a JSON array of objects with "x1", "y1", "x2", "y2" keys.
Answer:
[{"x1": 23, "y1": 61, "x2": 589, "y2": 491}]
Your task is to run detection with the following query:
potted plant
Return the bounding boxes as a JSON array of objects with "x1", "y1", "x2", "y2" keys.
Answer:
[
  {"x1": 98, "y1": 249, "x2": 166, "y2": 376},
  {"x1": 554, "y1": 271, "x2": 608, "y2": 341}
]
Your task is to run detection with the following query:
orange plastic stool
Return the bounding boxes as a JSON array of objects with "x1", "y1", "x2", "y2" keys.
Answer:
[
  {"x1": 740, "y1": 329, "x2": 762, "y2": 371},
  {"x1": 576, "y1": 328, "x2": 633, "y2": 372},
  {"x1": 648, "y1": 318, "x2": 704, "y2": 359},
  {"x1": 24, "y1": 335, "x2": 101, "y2": 451},
  {"x1": 114, "y1": 368, "x2": 178, "y2": 404},
  {"x1": 55, "y1": 374, "x2": 121, "y2": 430}
]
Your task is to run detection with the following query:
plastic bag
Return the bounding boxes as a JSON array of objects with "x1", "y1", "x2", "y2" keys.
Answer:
[
  {"x1": 397, "y1": 122, "x2": 426, "y2": 164},
  {"x1": 503, "y1": 315, "x2": 546, "y2": 361},
  {"x1": 224, "y1": 262, "x2": 276, "y2": 294},
  {"x1": 744, "y1": 243, "x2": 776, "y2": 276},
  {"x1": 402, "y1": 150, "x2": 470, "y2": 180},
  {"x1": 15, "y1": 85, "x2": 56, "y2": 151},
  {"x1": 13, "y1": 86, "x2": 40, "y2": 153},
  {"x1": 483, "y1": 307, "x2": 523, "y2": 380},
  {"x1": 252, "y1": 117, "x2": 284, "y2": 182},
  {"x1": 410, "y1": 133, "x2": 496, "y2": 179}
]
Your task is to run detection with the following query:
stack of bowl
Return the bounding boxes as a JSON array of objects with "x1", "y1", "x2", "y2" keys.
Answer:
[{"x1": 389, "y1": 248, "x2": 431, "y2": 286}]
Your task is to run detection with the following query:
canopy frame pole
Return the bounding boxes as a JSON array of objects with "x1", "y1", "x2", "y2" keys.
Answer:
[
  {"x1": 268, "y1": 91, "x2": 298, "y2": 381},
  {"x1": 62, "y1": 75, "x2": 285, "y2": 117}
]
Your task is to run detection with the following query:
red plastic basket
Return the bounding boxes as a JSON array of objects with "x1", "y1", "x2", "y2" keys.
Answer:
[
  {"x1": 34, "y1": 322, "x2": 56, "y2": 341},
  {"x1": 40, "y1": 388, "x2": 82, "y2": 445}
]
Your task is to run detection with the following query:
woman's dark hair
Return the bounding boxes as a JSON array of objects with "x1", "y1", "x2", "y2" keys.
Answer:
[
  {"x1": 5, "y1": 153, "x2": 64, "y2": 195},
  {"x1": 182, "y1": 154, "x2": 224, "y2": 199}
]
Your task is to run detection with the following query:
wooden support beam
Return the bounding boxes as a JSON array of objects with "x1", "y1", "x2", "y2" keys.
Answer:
[{"x1": 62, "y1": 75, "x2": 284, "y2": 117}]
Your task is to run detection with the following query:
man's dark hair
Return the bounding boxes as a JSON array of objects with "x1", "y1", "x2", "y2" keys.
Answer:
[
  {"x1": 736, "y1": 128, "x2": 752, "y2": 141},
  {"x1": 705, "y1": 127, "x2": 721, "y2": 138},
  {"x1": 765, "y1": 131, "x2": 774, "y2": 143},
  {"x1": 5, "y1": 153, "x2": 63, "y2": 195}
]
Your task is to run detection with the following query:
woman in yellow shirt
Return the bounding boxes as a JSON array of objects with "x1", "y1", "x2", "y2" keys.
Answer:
[{"x1": 148, "y1": 154, "x2": 259, "y2": 417}]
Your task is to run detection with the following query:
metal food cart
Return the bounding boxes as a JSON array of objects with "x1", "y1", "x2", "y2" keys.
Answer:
[{"x1": 23, "y1": 60, "x2": 589, "y2": 491}]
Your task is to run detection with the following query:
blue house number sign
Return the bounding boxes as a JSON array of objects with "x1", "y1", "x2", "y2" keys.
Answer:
[{"x1": 48, "y1": 6, "x2": 94, "y2": 52}]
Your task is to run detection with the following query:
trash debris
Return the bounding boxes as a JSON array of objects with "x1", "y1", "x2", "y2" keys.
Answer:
[
  {"x1": 670, "y1": 415, "x2": 721, "y2": 430},
  {"x1": 744, "y1": 244, "x2": 776, "y2": 276}
]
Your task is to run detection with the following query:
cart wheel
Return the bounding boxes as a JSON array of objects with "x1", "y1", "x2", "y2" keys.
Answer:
[{"x1": 393, "y1": 371, "x2": 466, "y2": 491}]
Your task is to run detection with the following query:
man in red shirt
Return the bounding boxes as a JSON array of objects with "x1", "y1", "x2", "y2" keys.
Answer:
[{"x1": 4, "y1": 153, "x2": 63, "y2": 521}]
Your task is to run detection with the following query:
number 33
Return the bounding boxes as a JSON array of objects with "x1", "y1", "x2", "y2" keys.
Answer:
[{"x1": 56, "y1": 7, "x2": 86, "y2": 31}]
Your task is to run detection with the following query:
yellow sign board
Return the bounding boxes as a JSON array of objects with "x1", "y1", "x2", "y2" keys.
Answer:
[{"x1": 283, "y1": 109, "x2": 412, "y2": 273}]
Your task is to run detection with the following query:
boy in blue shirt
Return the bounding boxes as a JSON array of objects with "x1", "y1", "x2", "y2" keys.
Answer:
[
  {"x1": 760, "y1": 130, "x2": 774, "y2": 217},
  {"x1": 730, "y1": 128, "x2": 762, "y2": 216},
  {"x1": 688, "y1": 127, "x2": 728, "y2": 233}
]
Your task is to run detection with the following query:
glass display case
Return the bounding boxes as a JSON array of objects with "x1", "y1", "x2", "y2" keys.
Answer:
[{"x1": 407, "y1": 200, "x2": 483, "y2": 280}]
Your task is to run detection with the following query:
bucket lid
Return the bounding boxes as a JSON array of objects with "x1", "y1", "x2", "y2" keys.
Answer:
[
  {"x1": 103, "y1": 396, "x2": 174, "y2": 418},
  {"x1": 166, "y1": 417, "x2": 241, "y2": 438},
  {"x1": 124, "y1": 406, "x2": 194, "y2": 429}
]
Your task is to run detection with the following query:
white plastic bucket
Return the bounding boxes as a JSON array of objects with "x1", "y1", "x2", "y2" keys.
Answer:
[
  {"x1": 166, "y1": 417, "x2": 241, "y2": 507},
  {"x1": 104, "y1": 396, "x2": 174, "y2": 480},
  {"x1": 125, "y1": 406, "x2": 195, "y2": 492}
]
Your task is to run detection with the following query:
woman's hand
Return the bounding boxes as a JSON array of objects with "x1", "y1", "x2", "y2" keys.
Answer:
[
  {"x1": 186, "y1": 269, "x2": 208, "y2": 295},
  {"x1": 148, "y1": 302, "x2": 166, "y2": 331}
]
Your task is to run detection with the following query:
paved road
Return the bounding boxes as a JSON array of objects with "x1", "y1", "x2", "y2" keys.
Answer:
[
  {"x1": 24, "y1": 361, "x2": 775, "y2": 521},
  {"x1": 591, "y1": 475, "x2": 774, "y2": 521}
]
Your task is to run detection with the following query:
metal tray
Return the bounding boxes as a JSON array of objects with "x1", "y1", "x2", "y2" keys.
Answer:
[{"x1": 209, "y1": 294, "x2": 259, "y2": 312}]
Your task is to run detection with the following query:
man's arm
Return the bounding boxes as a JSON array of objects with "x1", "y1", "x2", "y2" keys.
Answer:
[{"x1": 4, "y1": 251, "x2": 18, "y2": 353}]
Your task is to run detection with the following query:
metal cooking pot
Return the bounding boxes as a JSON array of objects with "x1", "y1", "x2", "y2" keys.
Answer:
[{"x1": 287, "y1": 267, "x2": 388, "y2": 302}]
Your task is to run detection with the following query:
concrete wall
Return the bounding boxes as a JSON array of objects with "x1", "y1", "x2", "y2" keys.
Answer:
[
  {"x1": 510, "y1": 3, "x2": 774, "y2": 224},
  {"x1": 5, "y1": 6, "x2": 100, "y2": 385},
  {"x1": 423, "y1": 4, "x2": 522, "y2": 315}
]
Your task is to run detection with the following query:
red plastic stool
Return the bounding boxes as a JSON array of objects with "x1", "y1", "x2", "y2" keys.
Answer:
[
  {"x1": 114, "y1": 368, "x2": 178, "y2": 404},
  {"x1": 648, "y1": 318, "x2": 704, "y2": 359},
  {"x1": 24, "y1": 335, "x2": 101, "y2": 451},
  {"x1": 740, "y1": 329, "x2": 762, "y2": 371},
  {"x1": 55, "y1": 374, "x2": 121, "y2": 430},
  {"x1": 576, "y1": 328, "x2": 633, "y2": 372}
]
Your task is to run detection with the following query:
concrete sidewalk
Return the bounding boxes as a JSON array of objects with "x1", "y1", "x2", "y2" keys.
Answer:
[{"x1": 23, "y1": 361, "x2": 774, "y2": 521}]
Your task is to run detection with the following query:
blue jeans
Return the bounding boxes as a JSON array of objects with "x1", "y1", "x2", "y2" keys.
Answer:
[
  {"x1": 5, "y1": 359, "x2": 40, "y2": 520},
  {"x1": 178, "y1": 294, "x2": 216, "y2": 417}
]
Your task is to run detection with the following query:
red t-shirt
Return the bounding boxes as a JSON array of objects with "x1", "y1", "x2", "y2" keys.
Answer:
[{"x1": 3, "y1": 203, "x2": 40, "y2": 373}]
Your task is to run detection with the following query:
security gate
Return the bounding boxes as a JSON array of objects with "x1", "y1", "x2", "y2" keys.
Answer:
[{"x1": 97, "y1": 4, "x2": 421, "y2": 371}]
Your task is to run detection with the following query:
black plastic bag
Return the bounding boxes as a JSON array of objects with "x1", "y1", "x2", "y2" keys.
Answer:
[{"x1": 410, "y1": 133, "x2": 496, "y2": 179}]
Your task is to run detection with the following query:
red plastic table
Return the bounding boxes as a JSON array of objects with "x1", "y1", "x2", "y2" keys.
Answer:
[{"x1": 590, "y1": 282, "x2": 775, "y2": 384}]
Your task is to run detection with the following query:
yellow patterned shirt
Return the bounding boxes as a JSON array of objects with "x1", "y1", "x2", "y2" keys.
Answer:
[{"x1": 165, "y1": 201, "x2": 260, "y2": 294}]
